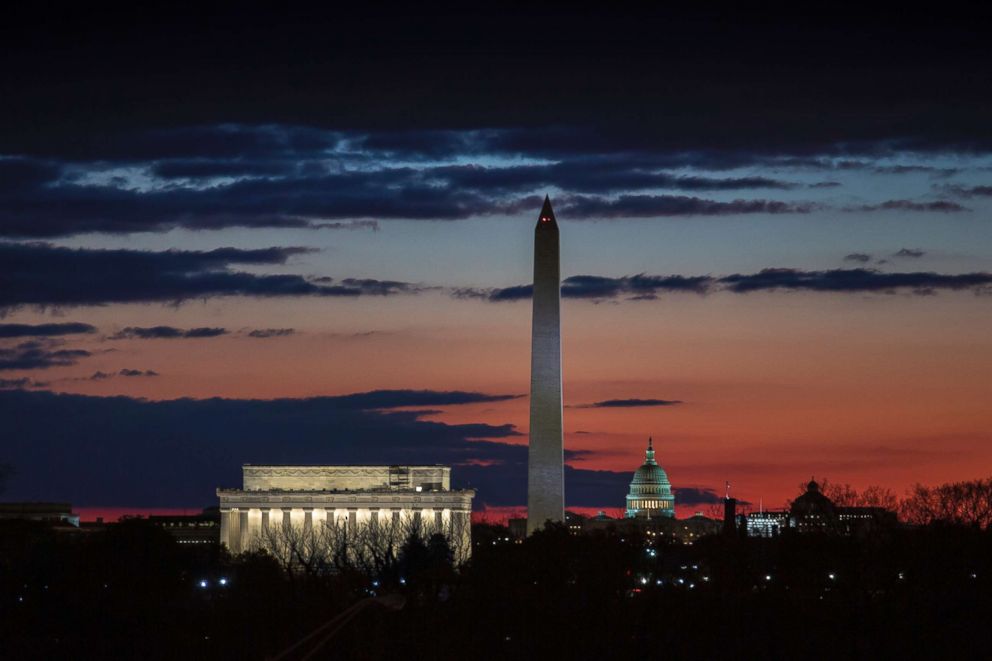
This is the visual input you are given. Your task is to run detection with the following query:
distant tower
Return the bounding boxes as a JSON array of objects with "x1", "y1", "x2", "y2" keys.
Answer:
[
  {"x1": 625, "y1": 438, "x2": 675, "y2": 518},
  {"x1": 723, "y1": 481, "x2": 737, "y2": 535},
  {"x1": 527, "y1": 196, "x2": 565, "y2": 534}
]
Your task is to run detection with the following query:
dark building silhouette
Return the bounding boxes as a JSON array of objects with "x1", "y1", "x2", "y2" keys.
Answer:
[
  {"x1": 723, "y1": 497, "x2": 737, "y2": 536},
  {"x1": 148, "y1": 507, "x2": 221, "y2": 545},
  {"x1": 744, "y1": 479, "x2": 897, "y2": 537},
  {"x1": 0, "y1": 502, "x2": 79, "y2": 527}
]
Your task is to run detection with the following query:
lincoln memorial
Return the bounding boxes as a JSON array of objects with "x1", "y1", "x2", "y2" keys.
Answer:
[{"x1": 217, "y1": 464, "x2": 476, "y2": 566}]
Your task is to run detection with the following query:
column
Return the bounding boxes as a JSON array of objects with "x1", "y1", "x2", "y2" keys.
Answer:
[
  {"x1": 220, "y1": 508, "x2": 232, "y2": 549},
  {"x1": 238, "y1": 509, "x2": 249, "y2": 552},
  {"x1": 228, "y1": 508, "x2": 241, "y2": 553}
]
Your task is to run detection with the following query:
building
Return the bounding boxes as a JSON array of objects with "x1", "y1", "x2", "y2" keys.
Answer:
[
  {"x1": 528, "y1": 196, "x2": 565, "y2": 534},
  {"x1": 625, "y1": 438, "x2": 675, "y2": 519},
  {"x1": 583, "y1": 511, "x2": 721, "y2": 543},
  {"x1": 217, "y1": 465, "x2": 475, "y2": 564},
  {"x1": 148, "y1": 507, "x2": 220, "y2": 545},
  {"x1": 0, "y1": 502, "x2": 79, "y2": 527},
  {"x1": 744, "y1": 510, "x2": 790, "y2": 538},
  {"x1": 743, "y1": 480, "x2": 897, "y2": 537},
  {"x1": 723, "y1": 496, "x2": 738, "y2": 536}
]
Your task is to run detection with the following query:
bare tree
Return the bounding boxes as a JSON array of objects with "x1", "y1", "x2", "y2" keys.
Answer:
[
  {"x1": 857, "y1": 485, "x2": 898, "y2": 510},
  {"x1": 793, "y1": 478, "x2": 898, "y2": 511},
  {"x1": 822, "y1": 481, "x2": 859, "y2": 507},
  {"x1": 901, "y1": 478, "x2": 992, "y2": 528},
  {"x1": 250, "y1": 510, "x2": 473, "y2": 577},
  {"x1": 252, "y1": 518, "x2": 333, "y2": 577}
]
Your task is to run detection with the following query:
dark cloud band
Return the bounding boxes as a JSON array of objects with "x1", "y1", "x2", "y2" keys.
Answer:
[
  {"x1": 467, "y1": 268, "x2": 992, "y2": 301},
  {"x1": 0, "y1": 242, "x2": 422, "y2": 308},
  {"x1": 0, "y1": 322, "x2": 96, "y2": 338},
  {"x1": 582, "y1": 398, "x2": 682, "y2": 408},
  {"x1": 109, "y1": 326, "x2": 228, "y2": 340}
]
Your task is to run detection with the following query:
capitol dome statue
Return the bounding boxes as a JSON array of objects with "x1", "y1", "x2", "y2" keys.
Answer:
[{"x1": 625, "y1": 437, "x2": 675, "y2": 518}]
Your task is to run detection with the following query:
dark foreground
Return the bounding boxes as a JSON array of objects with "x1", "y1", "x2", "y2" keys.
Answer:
[{"x1": 2, "y1": 520, "x2": 991, "y2": 660}]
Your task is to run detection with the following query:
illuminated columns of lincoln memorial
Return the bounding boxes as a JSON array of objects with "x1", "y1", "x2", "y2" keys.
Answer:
[{"x1": 217, "y1": 465, "x2": 475, "y2": 564}]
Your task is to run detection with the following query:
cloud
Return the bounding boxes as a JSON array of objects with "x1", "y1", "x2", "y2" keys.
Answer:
[
  {"x1": 457, "y1": 273, "x2": 713, "y2": 302},
  {"x1": 0, "y1": 120, "x2": 984, "y2": 240},
  {"x1": 873, "y1": 165, "x2": 959, "y2": 176},
  {"x1": 843, "y1": 253, "x2": 872, "y2": 263},
  {"x1": 109, "y1": 326, "x2": 228, "y2": 340},
  {"x1": 431, "y1": 161, "x2": 797, "y2": 195},
  {"x1": 452, "y1": 284, "x2": 536, "y2": 302},
  {"x1": 939, "y1": 184, "x2": 992, "y2": 198},
  {"x1": 323, "y1": 389, "x2": 522, "y2": 410},
  {"x1": 719, "y1": 268, "x2": 992, "y2": 294},
  {"x1": 0, "y1": 243, "x2": 424, "y2": 308},
  {"x1": 0, "y1": 322, "x2": 96, "y2": 338},
  {"x1": 558, "y1": 194, "x2": 813, "y2": 219},
  {"x1": 247, "y1": 328, "x2": 295, "y2": 338},
  {"x1": 850, "y1": 200, "x2": 969, "y2": 213},
  {"x1": 0, "y1": 158, "x2": 63, "y2": 191},
  {"x1": 0, "y1": 389, "x2": 530, "y2": 507},
  {"x1": 564, "y1": 274, "x2": 712, "y2": 298},
  {"x1": 0, "y1": 377, "x2": 42, "y2": 389},
  {"x1": 118, "y1": 369, "x2": 159, "y2": 377},
  {"x1": 0, "y1": 340, "x2": 91, "y2": 371},
  {"x1": 87, "y1": 368, "x2": 159, "y2": 381},
  {"x1": 580, "y1": 398, "x2": 683, "y2": 408},
  {"x1": 893, "y1": 248, "x2": 926, "y2": 258},
  {"x1": 7, "y1": 242, "x2": 989, "y2": 312},
  {"x1": 674, "y1": 486, "x2": 749, "y2": 506},
  {"x1": 464, "y1": 268, "x2": 992, "y2": 303},
  {"x1": 311, "y1": 220, "x2": 380, "y2": 231},
  {"x1": 0, "y1": 154, "x2": 542, "y2": 238}
]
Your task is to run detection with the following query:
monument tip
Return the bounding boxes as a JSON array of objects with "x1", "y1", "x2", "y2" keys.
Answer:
[{"x1": 538, "y1": 195, "x2": 556, "y2": 224}]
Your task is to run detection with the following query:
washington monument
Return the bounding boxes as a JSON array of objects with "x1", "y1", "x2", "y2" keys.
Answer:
[{"x1": 527, "y1": 196, "x2": 564, "y2": 534}]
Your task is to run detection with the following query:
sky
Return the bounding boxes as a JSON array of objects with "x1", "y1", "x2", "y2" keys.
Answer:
[{"x1": 1, "y1": 5, "x2": 991, "y2": 519}]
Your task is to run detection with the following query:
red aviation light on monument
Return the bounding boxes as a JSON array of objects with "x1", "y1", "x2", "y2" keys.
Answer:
[{"x1": 538, "y1": 195, "x2": 557, "y2": 224}]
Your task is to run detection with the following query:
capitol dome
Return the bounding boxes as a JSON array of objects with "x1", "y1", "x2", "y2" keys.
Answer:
[{"x1": 625, "y1": 438, "x2": 675, "y2": 518}]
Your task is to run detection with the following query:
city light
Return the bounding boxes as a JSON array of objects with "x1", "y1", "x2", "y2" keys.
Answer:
[
  {"x1": 198, "y1": 579, "x2": 209, "y2": 588},
  {"x1": 218, "y1": 577, "x2": 228, "y2": 586}
]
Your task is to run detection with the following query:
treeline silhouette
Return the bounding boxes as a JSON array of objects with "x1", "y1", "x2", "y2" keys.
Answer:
[
  {"x1": 3, "y1": 493, "x2": 992, "y2": 659},
  {"x1": 794, "y1": 476, "x2": 992, "y2": 529}
]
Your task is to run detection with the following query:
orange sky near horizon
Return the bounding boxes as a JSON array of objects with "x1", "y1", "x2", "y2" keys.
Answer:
[{"x1": 11, "y1": 285, "x2": 991, "y2": 512}]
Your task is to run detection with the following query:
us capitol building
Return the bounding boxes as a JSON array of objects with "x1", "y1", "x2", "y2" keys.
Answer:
[
  {"x1": 570, "y1": 437, "x2": 722, "y2": 542},
  {"x1": 624, "y1": 437, "x2": 675, "y2": 519},
  {"x1": 217, "y1": 464, "x2": 475, "y2": 563}
]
